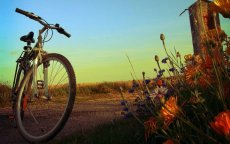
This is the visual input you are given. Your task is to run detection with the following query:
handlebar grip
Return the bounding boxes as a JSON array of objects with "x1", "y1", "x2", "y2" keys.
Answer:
[
  {"x1": 62, "y1": 31, "x2": 71, "y2": 38},
  {"x1": 15, "y1": 8, "x2": 28, "y2": 16},
  {"x1": 57, "y1": 27, "x2": 71, "y2": 38}
]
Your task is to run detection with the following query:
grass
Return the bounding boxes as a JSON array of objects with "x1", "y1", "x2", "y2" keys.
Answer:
[
  {"x1": 51, "y1": 118, "x2": 146, "y2": 144},
  {"x1": 0, "y1": 82, "x2": 11, "y2": 107},
  {"x1": 77, "y1": 81, "x2": 132, "y2": 95},
  {"x1": 0, "y1": 81, "x2": 132, "y2": 107}
]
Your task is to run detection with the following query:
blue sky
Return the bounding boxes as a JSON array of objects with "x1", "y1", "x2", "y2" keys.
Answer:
[{"x1": 0, "y1": 0, "x2": 229, "y2": 83}]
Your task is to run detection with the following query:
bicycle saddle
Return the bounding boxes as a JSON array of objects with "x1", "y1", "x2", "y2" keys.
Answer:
[{"x1": 20, "y1": 31, "x2": 35, "y2": 43}]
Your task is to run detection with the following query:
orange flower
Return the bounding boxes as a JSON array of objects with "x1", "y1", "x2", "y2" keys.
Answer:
[
  {"x1": 157, "y1": 79, "x2": 163, "y2": 87},
  {"x1": 184, "y1": 54, "x2": 193, "y2": 62},
  {"x1": 163, "y1": 139, "x2": 175, "y2": 144},
  {"x1": 184, "y1": 64, "x2": 212, "y2": 87},
  {"x1": 160, "y1": 96, "x2": 179, "y2": 127},
  {"x1": 210, "y1": 110, "x2": 230, "y2": 137},
  {"x1": 184, "y1": 54, "x2": 214, "y2": 87},
  {"x1": 144, "y1": 117, "x2": 157, "y2": 141}
]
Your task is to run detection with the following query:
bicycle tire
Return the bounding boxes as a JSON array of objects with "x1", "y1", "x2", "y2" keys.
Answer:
[{"x1": 15, "y1": 53, "x2": 76, "y2": 142}]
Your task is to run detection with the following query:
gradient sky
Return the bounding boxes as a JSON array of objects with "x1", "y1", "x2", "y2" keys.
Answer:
[{"x1": 0, "y1": 0, "x2": 229, "y2": 84}]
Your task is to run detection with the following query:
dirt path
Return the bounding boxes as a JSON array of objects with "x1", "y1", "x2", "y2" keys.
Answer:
[{"x1": 0, "y1": 99, "x2": 124, "y2": 144}]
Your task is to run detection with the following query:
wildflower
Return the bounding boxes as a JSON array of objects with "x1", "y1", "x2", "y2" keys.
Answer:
[
  {"x1": 210, "y1": 110, "x2": 230, "y2": 137},
  {"x1": 144, "y1": 117, "x2": 157, "y2": 141},
  {"x1": 194, "y1": 55, "x2": 202, "y2": 65},
  {"x1": 160, "y1": 96, "x2": 180, "y2": 127},
  {"x1": 159, "y1": 69, "x2": 165, "y2": 75},
  {"x1": 144, "y1": 79, "x2": 151, "y2": 85},
  {"x1": 169, "y1": 67, "x2": 175, "y2": 72},
  {"x1": 162, "y1": 58, "x2": 168, "y2": 64},
  {"x1": 157, "y1": 74, "x2": 162, "y2": 78},
  {"x1": 120, "y1": 100, "x2": 127, "y2": 106},
  {"x1": 132, "y1": 80, "x2": 139, "y2": 88},
  {"x1": 184, "y1": 63, "x2": 212, "y2": 87},
  {"x1": 157, "y1": 79, "x2": 163, "y2": 87},
  {"x1": 184, "y1": 54, "x2": 193, "y2": 63},
  {"x1": 155, "y1": 55, "x2": 159, "y2": 62},
  {"x1": 160, "y1": 33, "x2": 165, "y2": 41},
  {"x1": 163, "y1": 139, "x2": 175, "y2": 144}
]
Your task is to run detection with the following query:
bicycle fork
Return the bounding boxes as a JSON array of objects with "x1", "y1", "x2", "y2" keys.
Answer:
[{"x1": 32, "y1": 50, "x2": 49, "y2": 99}]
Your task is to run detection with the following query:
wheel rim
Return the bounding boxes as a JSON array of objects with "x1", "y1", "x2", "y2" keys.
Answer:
[{"x1": 16, "y1": 56, "x2": 72, "y2": 141}]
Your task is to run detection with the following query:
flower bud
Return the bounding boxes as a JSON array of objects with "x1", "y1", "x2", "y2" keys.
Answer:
[
  {"x1": 160, "y1": 33, "x2": 165, "y2": 41},
  {"x1": 176, "y1": 52, "x2": 181, "y2": 58},
  {"x1": 142, "y1": 72, "x2": 145, "y2": 77},
  {"x1": 155, "y1": 55, "x2": 159, "y2": 62}
]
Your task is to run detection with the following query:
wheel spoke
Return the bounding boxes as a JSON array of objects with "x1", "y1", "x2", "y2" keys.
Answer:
[{"x1": 16, "y1": 54, "x2": 76, "y2": 142}]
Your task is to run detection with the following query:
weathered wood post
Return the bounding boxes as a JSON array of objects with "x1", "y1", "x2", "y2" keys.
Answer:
[{"x1": 188, "y1": 0, "x2": 221, "y2": 55}]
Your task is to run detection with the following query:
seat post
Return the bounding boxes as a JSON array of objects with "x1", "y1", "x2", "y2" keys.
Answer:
[{"x1": 23, "y1": 42, "x2": 32, "y2": 51}]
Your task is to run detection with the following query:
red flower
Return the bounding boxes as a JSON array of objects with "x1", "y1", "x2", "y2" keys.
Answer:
[
  {"x1": 210, "y1": 110, "x2": 230, "y2": 137},
  {"x1": 163, "y1": 139, "x2": 175, "y2": 144},
  {"x1": 157, "y1": 79, "x2": 163, "y2": 87}
]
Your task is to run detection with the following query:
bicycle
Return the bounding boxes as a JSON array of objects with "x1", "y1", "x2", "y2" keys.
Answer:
[{"x1": 11, "y1": 8, "x2": 76, "y2": 142}]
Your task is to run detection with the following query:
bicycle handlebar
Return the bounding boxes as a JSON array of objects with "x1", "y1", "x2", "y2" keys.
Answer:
[
  {"x1": 16, "y1": 8, "x2": 42, "y2": 21},
  {"x1": 15, "y1": 8, "x2": 71, "y2": 38}
]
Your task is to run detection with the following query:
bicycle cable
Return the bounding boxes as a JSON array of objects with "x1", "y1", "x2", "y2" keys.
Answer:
[
  {"x1": 42, "y1": 28, "x2": 54, "y2": 46},
  {"x1": 41, "y1": 19, "x2": 54, "y2": 46}
]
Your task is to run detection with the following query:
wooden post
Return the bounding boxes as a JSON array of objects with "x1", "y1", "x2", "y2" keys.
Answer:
[{"x1": 188, "y1": 1, "x2": 221, "y2": 55}]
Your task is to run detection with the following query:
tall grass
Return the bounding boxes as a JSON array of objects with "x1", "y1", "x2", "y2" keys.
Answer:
[
  {"x1": 77, "y1": 81, "x2": 132, "y2": 95},
  {"x1": 0, "y1": 81, "x2": 132, "y2": 107},
  {"x1": 0, "y1": 82, "x2": 11, "y2": 107}
]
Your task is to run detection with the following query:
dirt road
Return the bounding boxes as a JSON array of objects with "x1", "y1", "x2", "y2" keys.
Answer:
[{"x1": 0, "y1": 98, "x2": 123, "y2": 144}]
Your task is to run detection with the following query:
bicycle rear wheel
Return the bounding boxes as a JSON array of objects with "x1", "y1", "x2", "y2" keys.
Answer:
[{"x1": 15, "y1": 53, "x2": 76, "y2": 142}]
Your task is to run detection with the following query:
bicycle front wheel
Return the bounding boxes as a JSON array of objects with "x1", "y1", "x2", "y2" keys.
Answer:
[{"x1": 15, "y1": 53, "x2": 76, "y2": 142}]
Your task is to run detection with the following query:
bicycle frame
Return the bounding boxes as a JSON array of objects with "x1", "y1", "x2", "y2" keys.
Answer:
[{"x1": 12, "y1": 26, "x2": 49, "y2": 105}]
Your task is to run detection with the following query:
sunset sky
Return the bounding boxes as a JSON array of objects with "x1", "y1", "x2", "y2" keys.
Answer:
[{"x1": 0, "y1": 0, "x2": 229, "y2": 83}]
